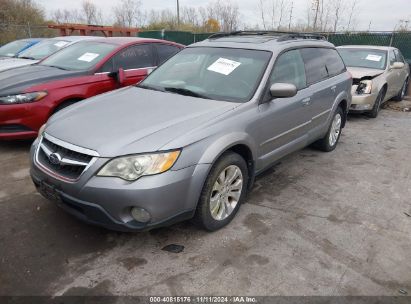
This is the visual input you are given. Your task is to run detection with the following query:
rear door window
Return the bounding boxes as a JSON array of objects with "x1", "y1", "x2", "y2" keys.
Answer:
[
  {"x1": 270, "y1": 49, "x2": 306, "y2": 90},
  {"x1": 300, "y1": 48, "x2": 329, "y2": 85},
  {"x1": 155, "y1": 44, "x2": 181, "y2": 65},
  {"x1": 113, "y1": 44, "x2": 155, "y2": 71}
]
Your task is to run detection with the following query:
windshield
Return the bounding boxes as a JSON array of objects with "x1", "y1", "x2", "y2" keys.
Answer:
[
  {"x1": 338, "y1": 48, "x2": 387, "y2": 70},
  {"x1": 18, "y1": 39, "x2": 70, "y2": 60},
  {"x1": 40, "y1": 41, "x2": 117, "y2": 71},
  {"x1": 0, "y1": 40, "x2": 32, "y2": 57},
  {"x1": 140, "y1": 47, "x2": 272, "y2": 102}
]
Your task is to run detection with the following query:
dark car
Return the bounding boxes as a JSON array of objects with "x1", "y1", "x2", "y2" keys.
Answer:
[{"x1": 0, "y1": 37, "x2": 183, "y2": 140}]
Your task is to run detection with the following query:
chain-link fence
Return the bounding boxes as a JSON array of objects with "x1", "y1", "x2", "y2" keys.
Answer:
[
  {"x1": 137, "y1": 30, "x2": 411, "y2": 62},
  {"x1": 0, "y1": 24, "x2": 55, "y2": 45}
]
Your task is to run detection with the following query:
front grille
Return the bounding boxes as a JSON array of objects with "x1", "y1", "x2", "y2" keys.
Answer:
[{"x1": 37, "y1": 136, "x2": 94, "y2": 181}]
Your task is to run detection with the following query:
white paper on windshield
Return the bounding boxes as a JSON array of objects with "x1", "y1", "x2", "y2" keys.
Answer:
[
  {"x1": 6, "y1": 53, "x2": 14, "y2": 57},
  {"x1": 207, "y1": 58, "x2": 241, "y2": 75},
  {"x1": 366, "y1": 54, "x2": 382, "y2": 62},
  {"x1": 77, "y1": 52, "x2": 100, "y2": 62},
  {"x1": 54, "y1": 41, "x2": 69, "y2": 48}
]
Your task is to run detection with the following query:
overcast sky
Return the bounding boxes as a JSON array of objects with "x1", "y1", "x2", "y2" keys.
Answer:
[{"x1": 37, "y1": 0, "x2": 410, "y2": 31}]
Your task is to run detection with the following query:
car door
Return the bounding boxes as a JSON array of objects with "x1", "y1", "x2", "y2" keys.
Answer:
[
  {"x1": 256, "y1": 49, "x2": 313, "y2": 167},
  {"x1": 386, "y1": 49, "x2": 400, "y2": 98},
  {"x1": 112, "y1": 44, "x2": 157, "y2": 86},
  {"x1": 300, "y1": 48, "x2": 346, "y2": 137}
]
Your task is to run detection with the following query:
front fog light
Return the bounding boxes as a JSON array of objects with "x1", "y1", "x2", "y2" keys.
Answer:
[{"x1": 131, "y1": 207, "x2": 151, "y2": 223}]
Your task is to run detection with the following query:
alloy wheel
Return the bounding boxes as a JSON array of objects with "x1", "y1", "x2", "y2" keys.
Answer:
[
  {"x1": 209, "y1": 165, "x2": 244, "y2": 221},
  {"x1": 329, "y1": 113, "x2": 342, "y2": 147}
]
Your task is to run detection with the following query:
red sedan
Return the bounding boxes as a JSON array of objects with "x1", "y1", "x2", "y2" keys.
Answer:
[{"x1": 0, "y1": 37, "x2": 184, "y2": 140}]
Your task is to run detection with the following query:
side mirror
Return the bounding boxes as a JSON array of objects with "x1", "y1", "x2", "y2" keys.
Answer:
[
  {"x1": 270, "y1": 83, "x2": 298, "y2": 98},
  {"x1": 109, "y1": 68, "x2": 126, "y2": 85},
  {"x1": 392, "y1": 62, "x2": 405, "y2": 70}
]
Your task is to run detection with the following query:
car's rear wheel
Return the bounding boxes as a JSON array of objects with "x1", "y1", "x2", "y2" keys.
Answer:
[
  {"x1": 368, "y1": 88, "x2": 385, "y2": 118},
  {"x1": 193, "y1": 152, "x2": 248, "y2": 231},
  {"x1": 314, "y1": 106, "x2": 344, "y2": 152},
  {"x1": 393, "y1": 79, "x2": 408, "y2": 101}
]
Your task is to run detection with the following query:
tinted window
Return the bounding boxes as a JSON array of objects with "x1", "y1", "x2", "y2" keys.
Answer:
[
  {"x1": 300, "y1": 48, "x2": 329, "y2": 85},
  {"x1": 270, "y1": 50, "x2": 306, "y2": 90},
  {"x1": 338, "y1": 48, "x2": 387, "y2": 70},
  {"x1": 41, "y1": 42, "x2": 117, "y2": 71},
  {"x1": 99, "y1": 58, "x2": 114, "y2": 73},
  {"x1": 156, "y1": 44, "x2": 181, "y2": 65},
  {"x1": 113, "y1": 44, "x2": 155, "y2": 70},
  {"x1": 322, "y1": 48, "x2": 346, "y2": 77}
]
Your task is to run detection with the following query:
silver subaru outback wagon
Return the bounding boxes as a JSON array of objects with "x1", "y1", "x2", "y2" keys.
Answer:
[{"x1": 30, "y1": 32, "x2": 352, "y2": 232}]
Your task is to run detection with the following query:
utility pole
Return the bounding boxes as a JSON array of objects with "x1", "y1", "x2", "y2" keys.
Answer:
[
  {"x1": 176, "y1": 0, "x2": 180, "y2": 29},
  {"x1": 288, "y1": 1, "x2": 294, "y2": 31}
]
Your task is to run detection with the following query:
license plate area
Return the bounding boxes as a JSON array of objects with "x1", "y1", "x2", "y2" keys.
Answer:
[{"x1": 39, "y1": 181, "x2": 61, "y2": 202}]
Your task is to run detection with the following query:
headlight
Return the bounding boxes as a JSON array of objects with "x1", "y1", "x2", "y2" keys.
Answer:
[
  {"x1": 97, "y1": 150, "x2": 181, "y2": 181},
  {"x1": 356, "y1": 80, "x2": 372, "y2": 95},
  {"x1": 0, "y1": 91, "x2": 48, "y2": 105}
]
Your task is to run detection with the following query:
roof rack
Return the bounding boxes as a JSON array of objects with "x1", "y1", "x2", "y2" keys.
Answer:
[{"x1": 208, "y1": 31, "x2": 326, "y2": 41}]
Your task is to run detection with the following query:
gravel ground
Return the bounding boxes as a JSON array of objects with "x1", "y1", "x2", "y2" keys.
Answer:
[{"x1": 0, "y1": 107, "x2": 410, "y2": 296}]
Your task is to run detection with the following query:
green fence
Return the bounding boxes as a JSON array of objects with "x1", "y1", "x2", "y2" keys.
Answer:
[
  {"x1": 138, "y1": 30, "x2": 214, "y2": 46},
  {"x1": 138, "y1": 30, "x2": 411, "y2": 62}
]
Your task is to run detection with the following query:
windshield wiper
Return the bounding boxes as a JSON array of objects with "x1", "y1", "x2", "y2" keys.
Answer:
[
  {"x1": 164, "y1": 87, "x2": 210, "y2": 99},
  {"x1": 44, "y1": 65, "x2": 71, "y2": 71},
  {"x1": 18, "y1": 56, "x2": 36, "y2": 60},
  {"x1": 138, "y1": 84, "x2": 165, "y2": 92}
]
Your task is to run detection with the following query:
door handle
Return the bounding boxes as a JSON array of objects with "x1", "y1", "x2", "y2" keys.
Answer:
[
  {"x1": 331, "y1": 85, "x2": 337, "y2": 92},
  {"x1": 301, "y1": 97, "x2": 312, "y2": 106}
]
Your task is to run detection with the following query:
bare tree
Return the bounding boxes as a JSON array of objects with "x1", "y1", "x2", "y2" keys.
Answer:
[
  {"x1": 52, "y1": 9, "x2": 83, "y2": 24},
  {"x1": 346, "y1": 0, "x2": 360, "y2": 31},
  {"x1": 332, "y1": 0, "x2": 343, "y2": 32},
  {"x1": 258, "y1": 0, "x2": 267, "y2": 30},
  {"x1": 113, "y1": 0, "x2": 144, "y2": 27},
  {"x1": 81, "y1": 0, "x2": 102, "y2": 25},
  {"x1": 277, "y1": 0, "x2": 286, "y2": 30}
]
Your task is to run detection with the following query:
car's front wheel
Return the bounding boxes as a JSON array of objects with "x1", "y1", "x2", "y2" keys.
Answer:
[{"x1": 193, "y1": 152, "x2": 248, "y2": 231}]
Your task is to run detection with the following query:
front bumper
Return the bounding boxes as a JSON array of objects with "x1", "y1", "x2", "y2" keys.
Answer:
[
  {"x1": 349, "y1": 92, "x2": 378, "y2": 112},
  {"x1": 30, "y1": 141, "x2": 211, "y2": 231},
  {"x1": 0, "y1": 101, "x2": 50, "y2": 140}
]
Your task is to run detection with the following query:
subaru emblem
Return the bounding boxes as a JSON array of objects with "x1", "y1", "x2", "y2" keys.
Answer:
[{"x1": 49, "y1": 153, "x2": 61, "y2": 165}]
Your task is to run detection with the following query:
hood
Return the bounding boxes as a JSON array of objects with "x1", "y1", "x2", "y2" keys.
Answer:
[
  {"x1": 46, "y1": 87, "x2": 238, "y2": 157},
  {"x1": 346, "y1": 67, "x2": 384, "y2": 80},
  {"x1": 0, "y1": 65, "x2": 86, "y2": 95},
  {"x1": 0, "y1": 58, "x2": 38, "y2": 72}
]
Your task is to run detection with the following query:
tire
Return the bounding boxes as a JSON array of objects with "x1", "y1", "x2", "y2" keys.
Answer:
[
  {"x1": 193, "y1": 152, "x2": 248, "y2": 231},
  {"x1": 52, "y1": 100, "x2": 80, "y2": 114},
  {"x1": 367, "y1": 88, "x2": 385, "y2": 118},
  {"x1": 313, "y1": 106, "x2": 344, "y2": 152},
  {"x1": 392, "y1": 79, "x2": 408, "y2": 101}
]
